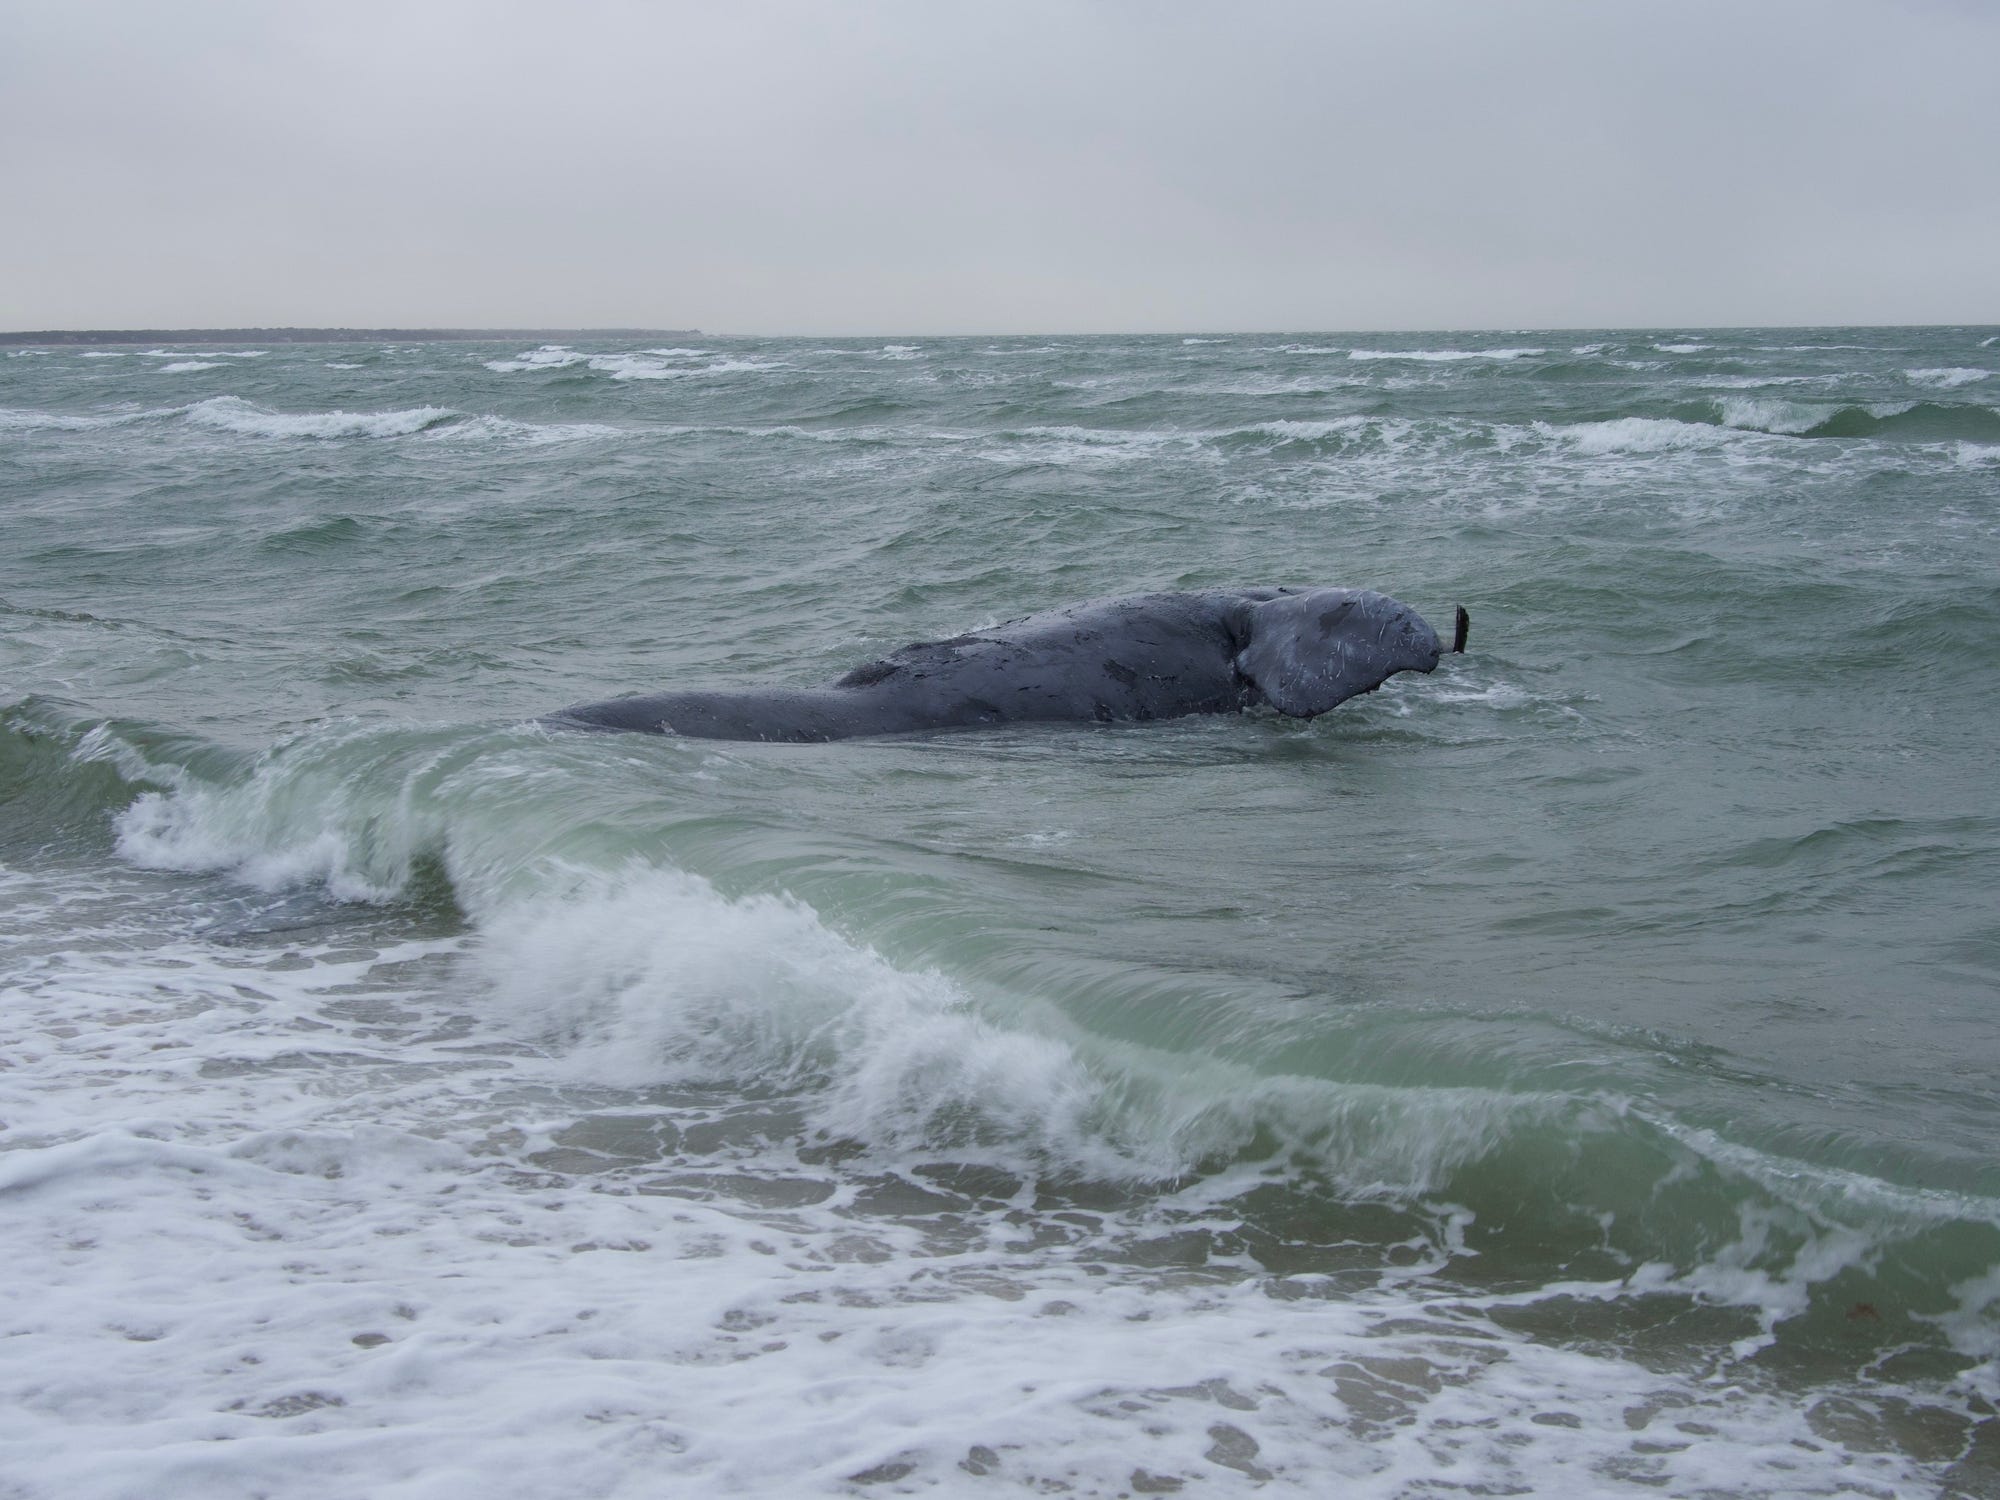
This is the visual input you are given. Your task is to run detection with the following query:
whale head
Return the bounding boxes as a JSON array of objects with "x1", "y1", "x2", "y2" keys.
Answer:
[{"x1": 1235, "y1": 588, "x2": 1444, "y2": 718}]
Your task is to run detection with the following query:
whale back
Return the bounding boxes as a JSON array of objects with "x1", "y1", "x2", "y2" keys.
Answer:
[{"x1": 1234, "y1": 588, "x2": 1442, "y2": 718}]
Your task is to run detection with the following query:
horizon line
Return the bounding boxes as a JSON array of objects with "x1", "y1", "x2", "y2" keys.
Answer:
[{"x1": 4, "y1": 319, "x2": 1997, "y2": 346}]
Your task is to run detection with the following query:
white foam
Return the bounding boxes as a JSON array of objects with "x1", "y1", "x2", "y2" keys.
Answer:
[
  {"x1": 486, "y1": 865, "x2": 1552, "y2": 1183},
  {"x1": 182, "y1": 396, "x2": 454, "y2": 440},
  {"x1": 434, "y1": 414, "x2": 623, "y2": 446},
  {"x1": 0, "y1": 908, "x2": 1960, "y2": 1499},
  {"x1": 78, "y1": 350, "x2": 127, "y2": 357},
  {"x1": 154, "y1": 360, "x2": 222, "y2": 373},
  {"x1": 1244, "y1": 418, "x2": 1367, "y2": 442},
  {"x1": 1716, "y1": 397, "x2": 1829, "y2": 435},
  {"x1": 139, "y1": 349, "x2": 266, "y2": 359},
  {"x1": 483, "y1": 344, "x2": 587, "y2": 373},
  {"x1": 480, "y1": 868, "x2": 1140, "y2": 1172},
  {"x1": 1346, "y1": 347, "x2": 1543, "y2": 362},
  {"x1": 1539, "y1": 417, "x2": 1739, "y2": 454},
  {"x1": 876, "y1": 344, "x2": 923, "y2": 359},
  {"x1": 102, "y1": 753, "x2": 1561, "y2": 1189},
  {"x1": 487, "y1": 348, "x2": 790, "y2": 381},
  {"x1": 1653, "y1": 342, "x2": 1711, "y2": 354},
  {"x1": 1904, "y1": 366, "x2": 1990, "y2": 388},
  {"x1": 987, "y1": 425, "x2": 1206, "y2": 469},
  {"x1": 688, "y1": 357, "x2": 788, "y2": 375},
  {"x1": 0, "y1": 406, "x2": 161, "y2": 432}
]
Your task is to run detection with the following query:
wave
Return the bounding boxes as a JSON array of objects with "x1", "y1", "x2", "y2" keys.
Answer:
[
  {"x1": 69, "y1": 710, "x2": 2000, "y2": 1196},
  {"x1": 1206, "y1": 416, "x2": 1416, "y2": 457},
  {"x1": 154, "y1": 360, "x2": 223, "y2": 373},
  {"x1": 2, "y1": 927, "x2": 1974, "y2": 1500},
  {"x1": 1346, "y1": 347, "x2": 1544, "y2": 363},
  {"x1": 0, "y1": 405, "x2": 169, "y2": 432},
  {"x1": 484, "y1": 345, "x2": 783, "y2": 380},
  {"x1": 1904, "y1": 366, "x2": 1992, "y2": 389},
  {"x1": 1535, "y1": 416, "x2": 1745, "y2": 455},
  {"x1": 1, "y1": 699, "x2": 1983, "y2": 1466},
  {"x1": 0, "y1": 698, "x2": 222, "y2": 849},
  {"x1": 483, "y1": 345, "x2": 588, "y2": 373},
  {"x1": 1534, "y1": 400, "x2": 2000, "y2": 448},
  {"x1": 185, "y1": 395, "x2": 455, "y2": 439},
  {"x1": 0, "y1": 396, "x2": 614, "y2": 445},
  {"x1": 1716, "y1": 396, "x2": 2000, "y2": 441},
  {"x1": 138, "y1": 349, "x2": 266, "y2": 359},
  {"x1": 436, "y1": 414, "x2": 623, "y2": 445}
]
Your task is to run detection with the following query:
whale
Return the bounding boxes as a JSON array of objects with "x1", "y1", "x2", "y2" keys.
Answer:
[{"x1": 548, "y1": 587, "x2": 1467, "y2": 743}]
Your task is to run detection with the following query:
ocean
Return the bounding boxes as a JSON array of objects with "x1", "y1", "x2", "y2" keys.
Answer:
[{"x1": 2, "y1": 329, "x2": 1996, "y2": 1497}]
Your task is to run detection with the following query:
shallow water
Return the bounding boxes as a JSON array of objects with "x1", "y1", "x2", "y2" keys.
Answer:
[{"x1": 3, "y1": 329, "x2": 1997, "y2": 1496}]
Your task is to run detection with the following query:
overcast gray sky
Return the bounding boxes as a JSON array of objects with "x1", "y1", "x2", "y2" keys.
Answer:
[{"x1": 3, "y1": 0, "x2": 1995, "y2": 334}]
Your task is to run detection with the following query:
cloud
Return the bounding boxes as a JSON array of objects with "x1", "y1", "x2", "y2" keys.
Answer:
[{"x1": 2, "y1": 0, "x2": 1995, "y2": 332}]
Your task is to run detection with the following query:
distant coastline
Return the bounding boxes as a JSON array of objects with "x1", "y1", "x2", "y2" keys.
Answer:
[{"x1": 0, "y1": 327, "x2": 701, "y2": 347}]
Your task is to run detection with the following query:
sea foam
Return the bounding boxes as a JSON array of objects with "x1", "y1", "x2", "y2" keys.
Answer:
[
  {"x1": 1347, "y1": 347, "x2": 1544, "y2": 362},
  {"x1": 1905, "y1": 366, "x2": 1991, "y2": 388},
  {"x1": 184, "y1": 396, "x2": 454, "y2": 440}
]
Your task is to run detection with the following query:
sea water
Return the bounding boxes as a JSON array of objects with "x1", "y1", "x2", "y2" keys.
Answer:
[{"x1": 2, "y1": 330, "x2": 1997, "y2": 1496}]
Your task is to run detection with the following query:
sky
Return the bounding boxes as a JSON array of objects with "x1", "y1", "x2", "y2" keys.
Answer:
[{"x1": 2, "y1": 0, "x2": 1996, "y2": 335}]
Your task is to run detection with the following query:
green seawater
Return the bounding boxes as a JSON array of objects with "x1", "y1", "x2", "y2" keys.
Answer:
[{"x1": 2, "y1": 330, "x2": 1998, "y2": 1494}]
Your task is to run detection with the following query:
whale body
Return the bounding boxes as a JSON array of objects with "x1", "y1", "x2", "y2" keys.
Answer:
[{"x1": 549, "y1": 587, "x2": 1463, "y2": 743}]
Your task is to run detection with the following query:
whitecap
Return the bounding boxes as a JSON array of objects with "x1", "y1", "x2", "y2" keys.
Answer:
[
  {"x1": 139, "y1": 349, "x2": 265, "y2": 359},
  {"x1": 1347, "y1": 347, "x2": 1543, "y2": 362},
  {"x1": 1904, "y1": 366, "x2": 1991, "y2": 389},
  {"x1": 533, "y1": 351, "x2": 792, "y2": 381},
  {"x1": 1653, "y1": 342, "x2": 1712, "y2": 354},
  {"x1": 155, "y1": 360, "x2": 223, "y2": 373},
  {"x1": 183, "y1": 395, "x2": 455, "y2": 441},
  {"x1": 1715, "y1": 396, "x2": 1829, "y2": 435},
  {"x1": 484, "y1": 345, "x2": 586, "y2": 373},
  {"x1": 432, "y1": 414, "x2": 623, "y2": 446},
  {"x1": 1539, "y1": 417, "x2": 1738, "y2": 454},
  {"x1": 0, "y1": 405, "x2": 166, "y2": 432}
]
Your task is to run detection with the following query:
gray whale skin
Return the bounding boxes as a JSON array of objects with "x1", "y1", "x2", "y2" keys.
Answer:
[{"x1": 549, "y1": 587, "x2": 1459, "y2": 743}]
